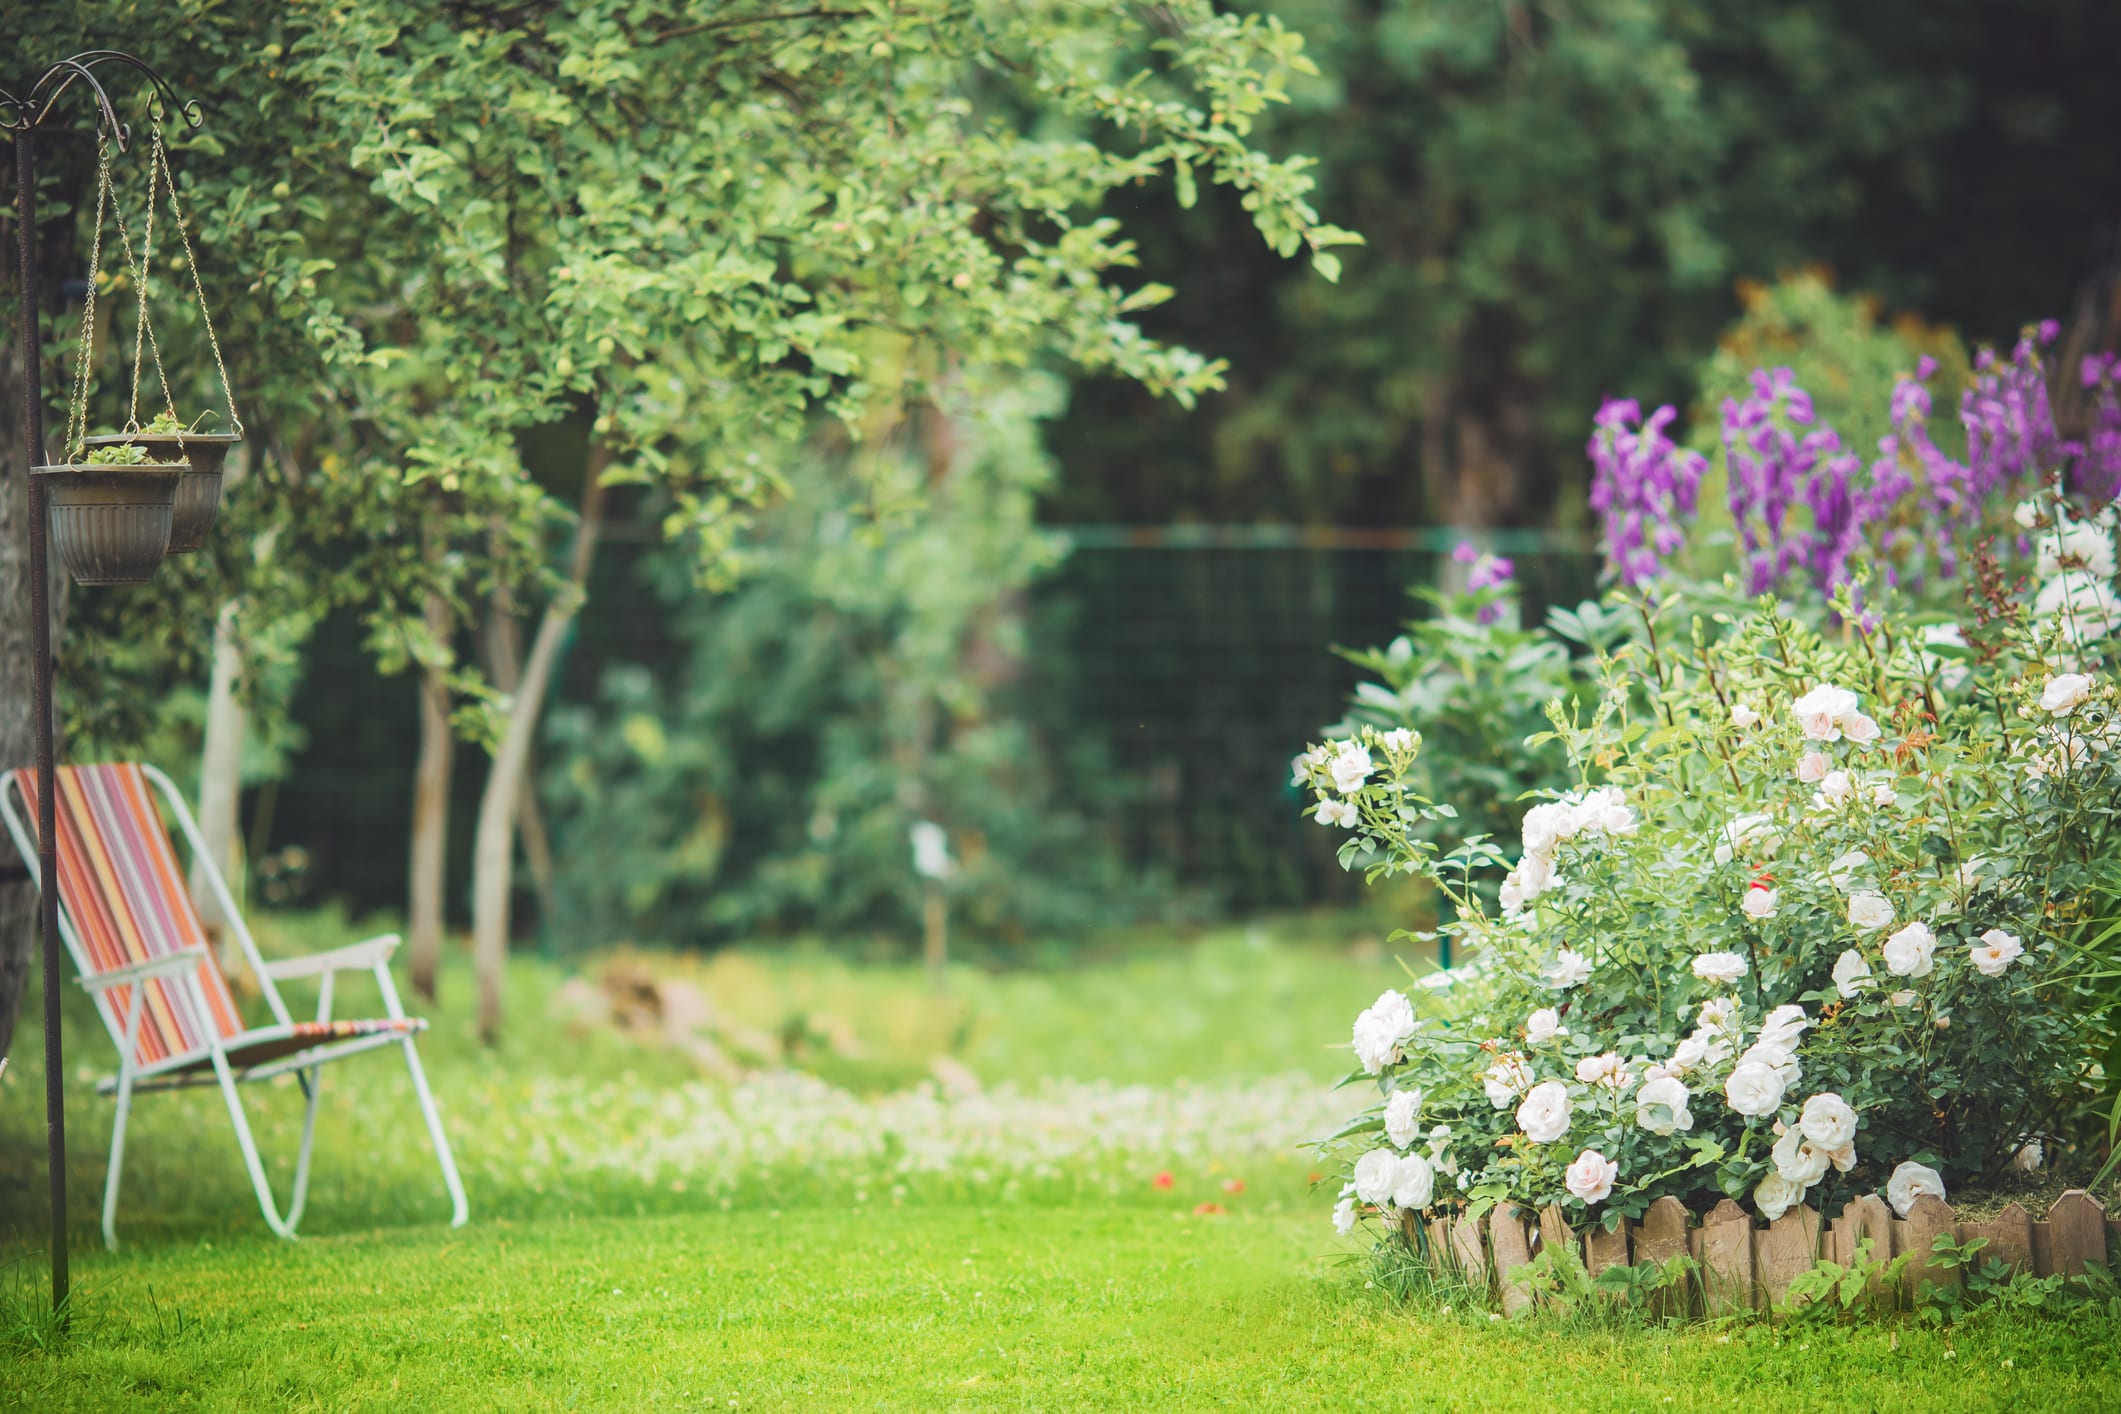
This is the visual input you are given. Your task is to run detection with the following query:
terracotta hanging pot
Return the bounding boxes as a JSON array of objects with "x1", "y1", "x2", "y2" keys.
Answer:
[
  {"x1": 31, "y1": 462, "x2": 184, "y2": 585},
  {"x1": 79, "y1": 432, "x2": 239, "y2": 552}
]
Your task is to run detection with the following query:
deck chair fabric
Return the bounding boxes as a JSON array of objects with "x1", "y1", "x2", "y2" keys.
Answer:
[{"x1": 1, "y1": 763, "x2": 467, "y2": 1247}]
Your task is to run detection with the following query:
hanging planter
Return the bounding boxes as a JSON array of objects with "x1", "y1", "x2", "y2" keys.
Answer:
[
  {"x1": 32, "y1": 454, "x2": 184, "y2": 585},
  {"x1": 60, "y1": 117, "x2": 245, "y2": 570},
  {"x1": 80, "y1": 422, "x2": 239, "y2": 552}
]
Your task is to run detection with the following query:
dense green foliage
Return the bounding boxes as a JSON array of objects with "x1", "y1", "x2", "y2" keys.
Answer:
[
  {"x1": 7, "y1": 0, "x2": 1350, "y2": 752},
  {"x1": 1049, "y1": 0, "x2": 2121, "y2": 528},
  {"x1": 542, "y1": 373, "x2": 1170, "y2": 945}
]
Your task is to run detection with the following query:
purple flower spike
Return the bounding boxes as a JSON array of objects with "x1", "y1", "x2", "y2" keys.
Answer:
[
  {"x1": 1452, "y1": 540, "x2": 1515, "y2": 621},
  {"x1": 1588, "y1": 398, "x2": 1707, "y2": 588},
  {"x1": 2078, "y1": 352, "x2": 2121, "y2": 504}
]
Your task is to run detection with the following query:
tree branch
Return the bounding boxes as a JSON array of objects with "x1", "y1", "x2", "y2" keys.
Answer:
[{"x1": 651, "y1": 9, "x2": 863, "y2": 47}]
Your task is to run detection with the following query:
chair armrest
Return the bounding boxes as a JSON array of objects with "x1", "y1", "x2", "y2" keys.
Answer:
[
  {"x1": 78, "y1": 946, "x2": 210, "y2": 992},
  {"x1": 261, "y1": 934, "x2": 401, "y2": 981}
]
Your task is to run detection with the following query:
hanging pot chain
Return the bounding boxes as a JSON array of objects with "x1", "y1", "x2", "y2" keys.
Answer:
[
  {"x1": 63, "y1": 138, "x2": 113, "y2": 463},
  {"x1": 125, "y1": 131, "x2": 178, "y2": 431},
  {"x1": 151, "y1": 123, "x2": 243, "y2": 437},
  {"x1": 105, "y1": 136, "x2": 178, "y2": 433}
]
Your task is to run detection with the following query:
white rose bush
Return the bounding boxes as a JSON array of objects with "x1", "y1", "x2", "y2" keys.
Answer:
[{"x1": 1307, "y1": 483, "x2": 2121, "y2": 1259}]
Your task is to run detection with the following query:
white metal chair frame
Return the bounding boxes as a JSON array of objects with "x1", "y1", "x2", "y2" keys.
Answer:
[{"x1": 0, "y1": 764, "x2": 469, "y2": 1248}]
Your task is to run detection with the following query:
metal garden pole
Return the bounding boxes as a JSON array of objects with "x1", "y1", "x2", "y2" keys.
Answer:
[{"x1": 3, "y1": 50, "x2": 204, "y2": 1318}]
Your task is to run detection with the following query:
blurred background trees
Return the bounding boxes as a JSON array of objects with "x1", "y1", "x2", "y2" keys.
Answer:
[{"x1": 5, "y1": 0, "x2": 2121, "y2": 1040}]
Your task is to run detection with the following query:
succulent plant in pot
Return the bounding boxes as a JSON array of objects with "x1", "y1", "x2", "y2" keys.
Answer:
[
  {"x1": 79, "y1": 411, "x2": 240, "y2": 554},
  {"x1": 32, "y1": 442, "x2": 186, "y2": 586}
]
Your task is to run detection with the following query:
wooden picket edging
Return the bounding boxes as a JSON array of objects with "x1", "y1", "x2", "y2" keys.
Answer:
[{"x1": 1405, "y1": 1189, "x2": 2113, "y2": 1315}]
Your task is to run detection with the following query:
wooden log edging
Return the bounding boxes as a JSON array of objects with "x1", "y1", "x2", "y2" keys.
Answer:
[{"x1": 1417, "y1": 1188, "x2": 2110, "y2": 1315}]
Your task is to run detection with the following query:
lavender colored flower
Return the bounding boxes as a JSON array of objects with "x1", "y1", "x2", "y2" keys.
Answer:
[
  {"x1": 1723, "y1": 368, "x2": 1838, "y2": 595},
  {"x1": 2077, "y1": 352, "x2": 2121, "y2": 505},
  {"x1": 1957, "y1": 325, "x2": 2079, "y2": 515},
  {"x1": 1588, "y1": 398, "x2": 1707, "y2": 589},
  {"x1": 1452, "y1": 540, "x2": 1516, "y2": 624},
  {"x1": 1869, "y1": 359, "x2": 1958, "y2": 578}
]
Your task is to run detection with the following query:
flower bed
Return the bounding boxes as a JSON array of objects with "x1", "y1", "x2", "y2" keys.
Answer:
[
  {"x1": 1408, "y1": 1188, "x2": 2115, "y2": 1316},
  {"x1": 1307, "y1": 475, "x2": 2121, "y2": 1291}
]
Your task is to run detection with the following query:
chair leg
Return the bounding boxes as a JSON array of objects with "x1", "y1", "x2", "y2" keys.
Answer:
[
  {"x1": 400, "y1": 1036, "x2": 469, "y2": 1227},
  {"x1": 103, "y1": 1060, "x2": 136, "y2": 1252},
  {"x1": 285, "y1": 1064, "x2": 325, "y2": 1232},
  {"x1": 209, "y1": 1047, "x2": 297, "y2": 1240}
]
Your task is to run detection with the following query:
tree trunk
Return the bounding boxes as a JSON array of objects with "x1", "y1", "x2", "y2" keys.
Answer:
[
  {"x1": 190, "y1": 448, "x2": 260, "y2": 978},
  {"x1": 472, "y1": 441, "x2": 607, "y2": 1043},
  {"x1": 192, "y1": 599, "x2": 249, "y2": 972},
  {"x1": 483, "y1": 598, "x2": 558, "y2": 929},
  {"x1": 407, "y1": 581, "x2": 454, "y2": 1003},
  {"x1": 0, "y1": 143, "x2": 82, "y2": 1059}
]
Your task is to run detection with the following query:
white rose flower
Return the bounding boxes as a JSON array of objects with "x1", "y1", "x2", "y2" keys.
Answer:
[
  {"x1": 1580, "y1": 786, "x2": 1637, "y2": 835},
  {"x1": 1515, "y1": 1080, "x2": 1572, "y2": 1145},
  {"x1": 1329, "y1": 741, "x2": 1374, "y2": 795},
  {"x1": 1481, "y1": 1052, "x2": 1533, "y2": 1108},
  {"x1": 1741, "y1": 1040, "x2": 1801, "y2": 1090},
  {"x1": 1724, "y1": 1060, "x2": 1787, "y2": 1117},
  {"x1": 1352, "y1": 989, "x2": 1418, "y2": 1074},
  {"x1": 1697, "y1": 996, "x2": 1739, "y2": 1036},
  {"x1": 1842, "y1": 712, "x2": 1882, "y2": 745},
  {"x1": 1520, "y1": 801, "x2": 1571, "y2": 857},
  {"x1": 1714, "y1": 813, "x2": 1780, "y2": 865},
  {"x1": 1796, "y1": 751, "x2": 1831, "y2": 784},
  {"x1": 1574, "y1": 1052, "x2": 1632, "y2": 1089},
  {"x1": 1832, "y1": 948, "x2": 1874, "y2": 998},
  {"x1": 2041, "y1": 673, "x2": 2094, "y2": 716},
  {"x1": 1379, "y1": 727, "x2": 1418, "y2": 754},
  {"x1": 1634, "y1": 1075, "x2": 1694, "y2": 1136},
  {"x1": 1352, "y1": 1148, "x2": 1400, "y2": 1205},
  {"x1": 1815, "y1": 769, "x2": 1856, "y2": 809},
  {"x1": 1754, "y1": 1170, "x2": 1805, "y2": 1223},
  {"x1": 1882, "y1": 921, "x2": 1937, "y2": 978},
  {"x1": 1847, "y1": 891, "x2": 1896, "y2": 931},
  {"x1": 1427, "y1": 1124, "x2": 1460, "y2": 1178},
  {"x1": 1315, "y1": 797, "x2": 1359, "y2": 828},
  {"x1": 1390, "y1": 1152, "x2": 1436, "y2": 1210},
  {"x1": 1691, "y1": 951, "x2": 1749, "y2": 984},
  {"x1": 1772, "y1": 1125, "x2": 1831, "y2": 1187},
  {"x1": 1971, "y1": 928, "x2": 2025, "y2": 977},
  {"x1": 1544, "y1": 947, "x2": 1593, "y2": 989},
  {"x1": 1741, "y1": 885, "x2": 1779, "y2": 921},
  {"x1": 1889, "y1": 989, "x2": 1917, "y2": 1008},
  {"x1": 1798, "y1": 1092, "x2": 1858, "y2": 1151},
  {"x1": 1563, "y1": 1148, "x2": 1619, "y2": 1206},
  {"x1": 1384, "y1": 1088, "x2": 1424, "y2": 1149},
  {"x1": 1501, "y1": 853, "x2": 1557, "y2": 915},
  {"x1": 1756, "y1": 1004, "x2": 1809, "y2": 1051},
  {"x1": 1525, "y1": 1007, "x2": 1568, "y2": 1045},
  {"x1": 1332, "y1": 1198, "x2": 1358, "y2": 1235},
  {"x1": 1870, "y1": 779, "x2": 1896, "y2": 807},
  {"x1": 1667, "y1": 1032, "x2": 1710, "y2": 1076},
  {"x1": 1828, "y1": 851, "x2": 1871, "y2": 890},
  {"x1": 1792, "y1": 684, "x2": 1860, "y2": 741},
  {"x1": 1290, "y1": 748, "x2": 1323, "y2": 787},
  {"x1": 1885, "y1": 1160, "x2": 1946, "y2": 1218},
  {"x1": 1730, "y1": 702, "x2": 1761, "y2": 729}
]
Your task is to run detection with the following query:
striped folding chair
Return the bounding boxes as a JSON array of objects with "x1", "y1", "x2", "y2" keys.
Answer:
[{"x1": 0, "y1": 763, "x2": 468, "y2": 1247}]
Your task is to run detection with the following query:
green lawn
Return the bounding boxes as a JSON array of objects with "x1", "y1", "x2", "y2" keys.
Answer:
[
  {"x1": 9, "y1": 1205, "x2": 2120, "y2": 1410},
  {"x1": 2, "y1": 918, "x2": 2119, "y2": 1410}
]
